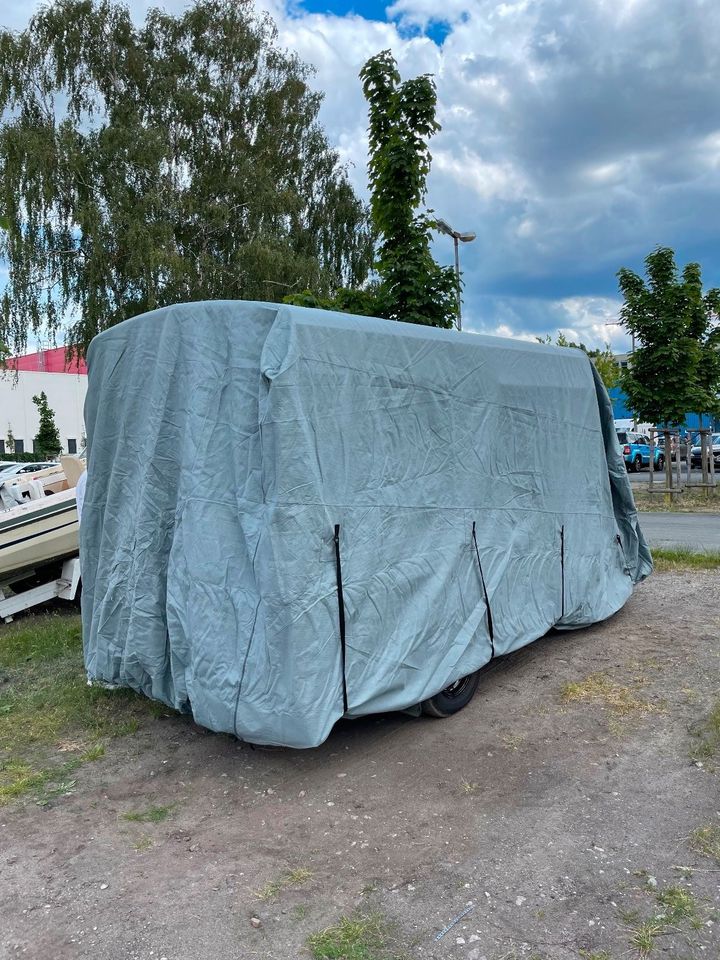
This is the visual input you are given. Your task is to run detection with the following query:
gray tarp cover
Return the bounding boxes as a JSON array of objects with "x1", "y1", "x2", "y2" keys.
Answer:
[{"x1": 81, "y1": 301, "x2": 652, "y2": 747}]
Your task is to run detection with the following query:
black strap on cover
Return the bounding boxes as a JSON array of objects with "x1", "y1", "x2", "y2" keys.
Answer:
[
  {"x1": 333, "y1": 524, "x2": 349, "y2": 713},
  {"x1": 560, "y1": 524, "x2": 565, "y2": 619},
  {"x1": 472, "y1": 521, "x2": 495, "y2": 658}
]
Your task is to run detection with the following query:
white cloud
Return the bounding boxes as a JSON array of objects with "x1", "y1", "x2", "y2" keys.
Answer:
[{"x1": 3, "y1": 0, "x2": 719, "y2": 344}]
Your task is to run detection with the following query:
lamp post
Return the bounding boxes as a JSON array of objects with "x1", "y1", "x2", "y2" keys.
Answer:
[
  {"x1": 436, "y1": 218, "x2": 476, "y2": 332},
  {"x1": 605, "y1": 320, "x2": 636, "y2": 428}
]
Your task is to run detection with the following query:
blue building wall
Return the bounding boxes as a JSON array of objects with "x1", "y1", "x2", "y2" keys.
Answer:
[{"x1": 609, "y1": 387, "x2": 719, "y2": 431}]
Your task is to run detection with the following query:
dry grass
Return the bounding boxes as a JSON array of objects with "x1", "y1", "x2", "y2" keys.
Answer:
[
  {"x1": 459, "y1": 778, "x2": 479, "y2": 794},
  {"x1": 689, "y1": 701, "x2": 720, "y2": 763},
  {"x1": 690, "y1": 825, "x2": 720, "y2": 863},
  {"x1": 634, "y1": 490, "x2": 719, "y2": 512},
  {"x1": 254, "y1": 867, "x2": 314, "y2": 901},
  {"x1": 560, "y1": 672, "x2": 658, "y2": 716}
]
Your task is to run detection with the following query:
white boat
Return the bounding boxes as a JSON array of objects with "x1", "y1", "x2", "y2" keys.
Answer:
[{"x1": 0, "y1": 487, "x2": 79, "y2": 578}]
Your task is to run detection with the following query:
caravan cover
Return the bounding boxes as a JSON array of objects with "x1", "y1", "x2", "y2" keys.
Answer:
[{"x1": 81, "y1": 301, "x2": 652, "y2": 747}]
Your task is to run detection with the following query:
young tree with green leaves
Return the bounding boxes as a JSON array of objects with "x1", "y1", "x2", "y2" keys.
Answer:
[
  {"x1": 0, "y1": 0, "x2": 373, "y2": 357},
  {"x1": 286, "y1": 49, "x2": 458, "y2": 327},
  {"x1": 617, "y1": 247, "x2": 720, "y2": 425},
  {"x1": 32, "y1": 392, "x2": 62, "y2": 457},
  {"x1": 360, "y1": 50, "x2": 458, "y2": 328}
]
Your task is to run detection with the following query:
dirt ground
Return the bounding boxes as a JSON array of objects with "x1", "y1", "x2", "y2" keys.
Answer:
[{"x1": 2, "y1": 570, "x2": 719, "y2": 960}]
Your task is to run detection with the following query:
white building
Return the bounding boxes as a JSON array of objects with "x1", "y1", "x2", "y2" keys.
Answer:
[{"x1": 1, "y1": 348, "x2": 87, "y2": 456}]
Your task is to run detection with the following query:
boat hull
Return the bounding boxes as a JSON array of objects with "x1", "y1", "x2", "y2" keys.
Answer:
[{"x1": 0, "y1": 491, "x2": 79, "y2": 578}]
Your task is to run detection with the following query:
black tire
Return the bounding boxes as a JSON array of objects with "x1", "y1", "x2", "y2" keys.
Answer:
[
  {"x1": 656, "y1": 454, "x2": 665, "y2": 470},
  {"x1": 421, "y1": 671, "x2": 481, "y2": 718},
  {"x1": 632, "y1": 454, "x2": 642, "y2": 473}
]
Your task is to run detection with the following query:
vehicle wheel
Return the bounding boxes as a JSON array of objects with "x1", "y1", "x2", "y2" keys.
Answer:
[
  {"x1": 421, "y1": 671, "x2": 481, "y2": 718},
  {"x1": 656, "y1": 454, "x2": 665, "y2": 470},
  {"x1": 632, "y1": 454, "x2": 642, "y2": 472}
]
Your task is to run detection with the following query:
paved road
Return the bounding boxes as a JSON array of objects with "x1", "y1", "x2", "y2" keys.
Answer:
[{"x1": 638, "y1": 511, "x2": 720, "y2": 550}]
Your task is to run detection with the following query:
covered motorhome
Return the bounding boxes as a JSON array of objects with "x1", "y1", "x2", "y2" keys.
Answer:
[{"x1": 81, "y1": 301, "x2": 652, "y2": 748}]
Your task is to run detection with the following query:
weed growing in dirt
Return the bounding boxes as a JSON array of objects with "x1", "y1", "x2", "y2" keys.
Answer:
[
  {"x1": 655, "y1": 885, "x2": 697, "y2": 923},
  {"x1": 579, "y1": 951, "x2": 611, "y2": 960},
  {"x1": 690, "y1": 825, "x2": 720, "y2": 863},
  {"x1": 629, "y1": 919, "x2": 664, "y2": 956},
  {"x1": 560, "y1": 673, "x2": 657, "y2": 716},
  {"x1": 623, "y1": 881, "x2": 706, "y2": 957},
  {"x1": 460, "y1": 779, "x2": 479, "y2": 794},
  {"x1": 502, "y1": 734, "x2": 525, "y2": 750},
  {"x1": 308, "y1": 913, "x2": 401, "y2": 960},
  {"x1": 133, "y1": 835, "x2": 153, "y2": 852},
  {"x1": 651, "y1": 548, "x2": 720, "y2": 572},
  {"x1": 689, "y1": 701, "x2": 720, "y2": 764},
  {"x1": 254, "y1": 867, "x2": 313, "y2": 901},
  {"x1": 122, "y1": 804, "x2": 174, "y2": 823},
  {"x1": 0, "y1": 613, "x2": 172, "y2": 804}
]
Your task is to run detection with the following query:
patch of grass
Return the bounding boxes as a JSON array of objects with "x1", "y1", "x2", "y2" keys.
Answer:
[
  {"x1": 460, "y1": 779, "x2": 479, "y2": 794},
  {"x1": 293, "y1": 904, "x2": 308, "y2": 920},
  {"x1": 254, "y1": 867, "x2": 314, "y2": 901},
  {"x1": 629, "y1": 919, "x2": 664, "y2": 955},
  {"x1": 122, "y1": 804, "x2": 174, "y2": 823},
  {"x1": 651, "y1": 547, "x2": 720, "y2": 572},
  {"x1": 621, "y1": 881, "x2": 707, "y2": 958},
  {"x1": 689, "y1": 701, "x2": 720, "y2": 763},
  {"x1": 655, "y1": 885, "x2": 697, "y2": 923},
  {"x1": 560, "y1": 672, "x2": 657, "y2": 716},
  {"x1": 254, "y1": 878, "x2": 283, "y2": 901},
  {"x1": 0, "y1": 612, "x2": 172, "y2": 804},
  {"x1": 690, "y1": 825, "x2": 720, "y2": 863},
  {"x1": 132, "y1": 835, "x2": 153, "y2": 852},
  {"x1": 634, "y1": 490, "x2": 719, "y2": 513},
  {"x1": 502, "y1": 734, "x2": 525, "y2": 750},
  {"x1": 308, "y1": 914, "x2": 396, "y2": 960},
  {"x1": 579, "y1": 952, "x2": 611, "y2": 960}
]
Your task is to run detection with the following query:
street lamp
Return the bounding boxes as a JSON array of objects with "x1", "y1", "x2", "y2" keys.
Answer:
[
  {"x1": 606, "y1": 319, "x2": 636, "y2": 428},
  {"x1": 436, "y1": 218, "x2": 476, "y2": 332}
]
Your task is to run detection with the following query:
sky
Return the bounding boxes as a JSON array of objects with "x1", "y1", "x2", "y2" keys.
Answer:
[{"x1": 3, "y1": 0, "x2": 720, "y2": 350}]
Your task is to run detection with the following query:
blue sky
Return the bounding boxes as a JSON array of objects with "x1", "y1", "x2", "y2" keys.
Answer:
[{"x1": 4, "y1": 0, "x2": 720, "y2": 350}]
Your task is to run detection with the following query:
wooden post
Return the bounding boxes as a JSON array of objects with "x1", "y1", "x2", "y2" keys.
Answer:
[{"x1": 700, "y1": 428, "x2": 710, "y2": 495}]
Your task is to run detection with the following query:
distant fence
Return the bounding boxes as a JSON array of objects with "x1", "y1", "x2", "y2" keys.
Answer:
[{"x1": 646, "y1": 428, "x2": 717, "y2": 498}]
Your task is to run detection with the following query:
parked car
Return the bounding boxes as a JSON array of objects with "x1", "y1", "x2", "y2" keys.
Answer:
[
  {"x1": 616, "y1": 431, "x2": 665, "y2": 472},
  {"x1": 690, "y1": 434, "x2": 720, "y2": 469},
  {"x1": 654, "y1": 434, "x2": 690, "y2": 461},
  {"x1": 0, "y1": 460, "x2": 58, "y2": 481}
]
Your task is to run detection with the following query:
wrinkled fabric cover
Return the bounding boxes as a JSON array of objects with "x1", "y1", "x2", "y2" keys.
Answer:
[{"x1": 81, "y1": 301, "x2": 652, "y2": 747}]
